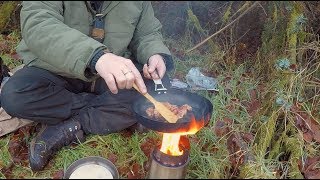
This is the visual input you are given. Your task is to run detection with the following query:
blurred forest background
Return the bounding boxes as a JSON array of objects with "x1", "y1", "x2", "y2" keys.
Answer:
[{"x1": 0, "y1": 1, "x2": 320, "y2": 179}]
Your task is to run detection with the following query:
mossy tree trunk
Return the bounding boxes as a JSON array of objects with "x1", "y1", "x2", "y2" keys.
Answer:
[{"x1": 250, "y1": 1, "x2": 309, "y2": 179}]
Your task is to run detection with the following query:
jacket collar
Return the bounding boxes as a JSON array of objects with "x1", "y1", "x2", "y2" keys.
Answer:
[
  {"x1": 101, "y1": 1, "x2": 120, "y2": 15},
  {"x1": 86, "y1": 1, "x2": 120, "y2": 16}
]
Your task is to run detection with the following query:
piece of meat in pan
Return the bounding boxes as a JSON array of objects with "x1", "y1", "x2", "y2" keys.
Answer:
[{"x1": 146, "y1": 102, "x2": 192, "y2": 119}]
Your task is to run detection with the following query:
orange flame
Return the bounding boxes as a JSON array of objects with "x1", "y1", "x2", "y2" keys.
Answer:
[
  {"x1": 160, "y1": 115, "x2": 208, "y2": 156},
  {"x1": 160, "y1": 133, "x2": 183, "y2": 156},
  {"x1": 175, "y1": 116, "x2": 206, "y2": 135}
]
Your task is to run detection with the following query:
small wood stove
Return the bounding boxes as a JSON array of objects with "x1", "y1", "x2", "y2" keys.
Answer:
[{"x1": 147, "y1": 136, "x2": 190, "y2": 179}]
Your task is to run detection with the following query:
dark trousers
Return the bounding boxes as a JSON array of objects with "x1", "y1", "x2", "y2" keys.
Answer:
[{"x1": 0, "y1": 66, "x2": 171, "y2": 135}]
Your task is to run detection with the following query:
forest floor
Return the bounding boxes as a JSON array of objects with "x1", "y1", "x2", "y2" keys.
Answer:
[{"x1": 0, "y1": 4, "x2": 320, "y2": 178}]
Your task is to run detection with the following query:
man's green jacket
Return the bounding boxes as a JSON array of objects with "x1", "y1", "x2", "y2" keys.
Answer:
[{"x1": 17, "y1": 1, "x2": 172, "y2": 81}]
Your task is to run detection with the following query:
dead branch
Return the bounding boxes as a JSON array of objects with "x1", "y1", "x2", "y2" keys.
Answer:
[{"x1": 186, "y1": 1, "x2": 260, "y2": 53}]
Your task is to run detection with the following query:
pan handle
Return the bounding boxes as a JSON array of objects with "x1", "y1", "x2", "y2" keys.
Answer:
[
  {"x1": 151, "y1": 70, "x2": 168, "y2": 94},
  {"x1": 153, "y1": 79, "x2": 167, "y2": 93}
]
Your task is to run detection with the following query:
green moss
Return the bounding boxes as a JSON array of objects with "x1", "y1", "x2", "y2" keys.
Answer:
[
  {"x1": 261, "y1": 10, "x2": 287, "y2": 56},
  {"x1": 0, "y1": 1, "x2": 17, "y2": 31},
  {"x1": 286, "y1": 2, "x2": 306, "y2": 64},
  {"x1": 286, "y1": 135, "x2": 304, "y2": 179},
  {"x1": 239, "y1": 161, "x2": 277, "y2": 179},
  {"x1": 222, "y1": 2, "x2": 232, "y2": 24},
  {"x1": 268, "y1": 131, "x2": 286, "y2": 160},
  {"x1": 255, "y1": 110, "x2": 279, "y2": 157},
  {"x1": 286, "y1": 10, "x2": 298, "y2": 64}
]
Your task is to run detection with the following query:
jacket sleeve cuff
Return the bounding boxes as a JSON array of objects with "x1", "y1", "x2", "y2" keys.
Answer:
[
  {"x1": 158, "y1": 53, "x2": 174, "y2": 72},
  {"x1": 85, "y1": 47, "x2": 111, "y2": 78}
]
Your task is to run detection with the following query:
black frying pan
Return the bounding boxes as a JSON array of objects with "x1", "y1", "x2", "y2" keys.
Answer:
[{"x1": 132, "y1": 88, "x2": 213, "y2": 133}]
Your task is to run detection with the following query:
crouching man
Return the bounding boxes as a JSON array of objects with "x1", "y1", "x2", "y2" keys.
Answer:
[{"x1": 1, "y1": 1, "x2": 173, "y2": 171}]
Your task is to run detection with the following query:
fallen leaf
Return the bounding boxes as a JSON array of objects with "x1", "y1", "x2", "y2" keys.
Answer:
[
  {"x1": 0, "y1": 163, "x2": 14, "y2": 179},
  {"x1": 289, "y1": 64, "x2": 297, "y2": 71},
  {"x1": 292, "y1": 103, "x2": 320, "y2": 143},
  {"x1": 226, "y1": 132, "x2": 255, "y2": 176},
  {"x1": 298, "y1": 156, "x2": 320, "y2": 179},
  {"x1": 87, "y1": 141, "x2": 98, "y2": 148},
  {"x1": 201, "y1": 143, "x2": 219, "y2": 153},
  {"x1": 120, "y1": 129, "x2": 134, "y2": 138},
  {"x1": 118, "y1": 166, "x2": 129, "y2": 178},
  {"x1": 242, "y1": 99, "x2": 260, "y2": 117},
  {"x1": 52, "y1": 169, "x2": 64, "y2": 179},
  {"x1": 226, "y1": 99, "x2": 239, "y2": 113},
  {"x1": 240, "y1": 132, "x2": 254, "y2": 143},
  {"x1": 107, "y1": 153, "x2": 118, "y2": 164},
  {"x1": 140, "y1": 137, "x2": 158, "y2": 157},
  {"x1": 8, "y1": 124, "x2": 37, "y2": 167},
  {"x1": 9, "y1": 135, "x2": 28, "y2": 165},
  {"x1": 69, "y1": 142, "x2": 80, "y2": 148},
  {"x1": 249, "y1": 89, "x2": 258, "y2": 99},
  {"x1": 223, "y1": 118, "x2": 233, "y2": 125},
  {"x1": 309, "y1": 117, "x2": 320, "y2": 142},
  {"x1": 127, "y1": 163, "x2": 143, "y2": 179},
  {"x1": 214, "y1": 120, "x2": 230, "y2": 137},
  {"x1": 127, "y1": 171, "x2": 136, "y2": 179},
  {"x1": 306, "y1": 170, "x2": 320, "y2": 179},
  {"x1": 241, "y1": 89, "x2": 261, "y2": 116},
  {"x1": 227, "y1": 134, "x2": 242, "y2": 177},
  {"x1": 257, "y1": 84, "x2": 266, "y2": 93},
  {"x1": 223, "y1": 76, "x2": 232, "y2": 82},
  {"x1": 303, "y1": 132, "x2": 313, "y2": 143}
]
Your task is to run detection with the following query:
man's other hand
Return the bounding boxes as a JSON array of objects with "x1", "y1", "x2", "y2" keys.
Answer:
[
  {"x1": 95, "y1": 53, "x2": 147, "y2": 94},
  {"x1": 143, "y1": 54, "x2": 166, "y2": 80}
]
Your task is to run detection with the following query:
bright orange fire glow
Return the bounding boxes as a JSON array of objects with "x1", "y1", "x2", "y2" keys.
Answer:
[
  {"x1": 160, "y1": 133, "x2": 183, "y2": 156},
  {"x1": 160, "y1": 116, "x2": 207, "y2": 156}
]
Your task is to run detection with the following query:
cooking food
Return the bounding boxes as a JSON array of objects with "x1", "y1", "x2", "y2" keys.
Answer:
[
  {"x1": 146, "y1": 102, "x2": 192, "y2": 120},
  {"x1": 69, "y1": 164, "x2": 113, "y2": 179}
]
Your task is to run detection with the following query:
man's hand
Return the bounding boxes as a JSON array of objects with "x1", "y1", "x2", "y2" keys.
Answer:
[
  {"x1": 143, "y1": 54, "x2": 166, "y2": 80},
  {"x1": 95, "y1": 53, "x2": 147, "y2": 94}
]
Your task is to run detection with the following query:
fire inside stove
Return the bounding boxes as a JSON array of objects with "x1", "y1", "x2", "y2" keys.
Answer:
[
  {"x1": 160, "y1": 116, "x2": 205, "y2": 156},
  {"x1": 147, "y1": 116, "x2": 207, "y2": 179}
]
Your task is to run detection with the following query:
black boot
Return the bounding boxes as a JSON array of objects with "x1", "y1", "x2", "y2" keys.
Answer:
[{"x1": 29, "y1": 120, "x2": 85, "y2": 171}]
